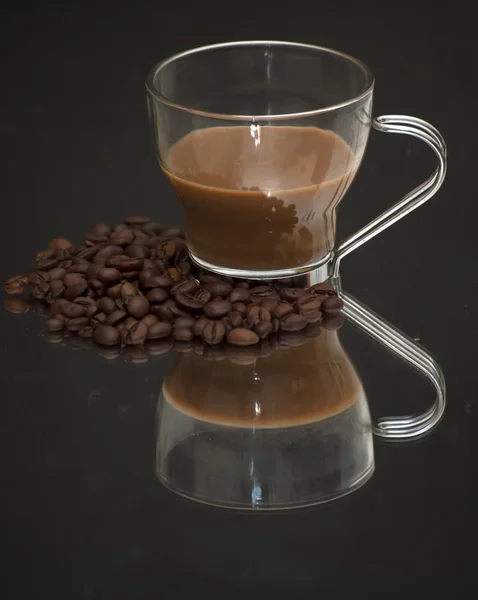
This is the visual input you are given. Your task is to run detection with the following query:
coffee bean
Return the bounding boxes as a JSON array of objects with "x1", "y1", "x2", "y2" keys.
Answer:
[
  {"x1": 249, "y1": 285, "x2": 276, "y2": 302},
  {"x1": 167, "y1": 268, "x2": 182, "y2": 283},
  {"x1": 178, "y1": 262, "x2": 191, "y2": 276},
  {"x1": 146, "y1": 287, "x2": 168, "y2": 304},
  {"x1": 156, "y1": 240, "x2": 176, "y2": 259},
  {"x1": 94, "y1": 245, "x2": 123, "y2": 263},
  {"x1": 64, "y1": 282, "x2": 88, "y2": 301},
  {"x1": 63, "y1": 302, "x2": 87, "y2": 318},
  {"x1": 280, "y1": 288, "x2": 306, "y2": 302},
  {"x1": 45, "y1": 280, "x2": 65, "y2": 303},
  {"x1": 173, "y1": 316, "x2": 196, "y2": 329},
  {"x1": 232, "y1": 302, "x2": 247, "y2": 316},
  {"x1": 202, "y1": 280, "x2": 233, "y2": 298},
  {"x1": 202, "y1": 320, "x2": 225, "y2": 345},
  {"x1": 259, "y1": 297, "x2": 278, "y2": 312},
  {"x1": 88, "y1": 279, "x2": 105, "y2": 297},
  {"x1": 126, "y1": 295, "x2": 150, "y2": 319},
  {"x1": 77, "y1": 246, "x2": 100, "y2": 261},
  {"x1": 140, "y1": 314, "x2": 159, "y2": 327},
  {"x1": 147, "y1": 321, "x2": 173, "y2": 340},
  {"x1": 62, "y1": 272, "x2": 86, "y2": 287},
  {"x1": 309, "y1": 282, "x2": 338, "y2": 296},
  {"x1": 272, "y1": 302, "x2": 294, "y2": 320},
  {"x1": 143, "y1": 274, "x2": 173, "y2": 289},
  {"x1": 235, "y1": 281, "x2": 250, "y2": 289},
  {"x1": 106, "y1": 256, "x2": 143, "y2": 272},
  {"x1": 29, "y1": 271, "x2": 49, "y2": 285},
  {"x1": 93, "y1": 324, "x2": 121, "y2": 346},
  {"x1": 172, "y1": 327, "x2": 194, "y2": 342},
  {"x1": 49, "y1": 299, "x2": 70, "y2": 315},
  {"x1": 229, "y1": 287, "x2": 250, "y2": 303},
  {"x1": 49, "y1": 238, "x2": 72, "y2": 250},
  {"x1": 280, "y1": 314, "x2": 308, "y2": 332},
  {"x1": 175, "y1": 291, "x2": 207, "y2": 313},
  {"x1": 204, "y1": 298, "x2": 232, "y2": 318},
  {"x1": 225, "y1": 310, "x2": 243, "y2": 328},
  {"x1": 86, "y1": 305, "x2": 98, "y2": 319},
  {"x1": 73, "y1": 297, "x2": 96, "y2": 308},
  {"x1": 48, "y1": 267, "x2": 67, "y2": 281},
  {"x1": 78, "y1": 326, "x2": 94, "y2": 339},
  {"x1": 44, "y1": 317, "x2": 64, "y2": 331},
  {"x1": 152, "y1": 303, "x2": 174, "y2": 322},
  {"x1": 271, "y1": 318, "x2": 280, "y2": 333},
  {"x1": 105, "y1": 310, "x2": 127, "y2": 326},
  {"x1": 4, "y1": 297, "x2": 30, "y2": 314},
  {"x1": 54, "y1": 249, "x2": 71, "y2": 261},
  {"x1": 108, "y1": 231, "x2": 135, "y2": 247},
  {"x1": 247, "y1": 305, "x2": 271, "y2": 326},
  {"x1": 68, "y1": 262, "x2": 91, "y2": 275},
  {"x1": 32, "y1": 281, "x2": 50, "y2": 300},
  {"x1": 322, "y1": 296, "x2": 344, "y2": 313},
  {"x1": 171, "y1": 279, "x2": 198, "y2": 296},
  {"x1": 98, "y1": 268, "x2": 122, "y2": 287},
  {"x1": 120, "y1": 281, "x2": 137, "y2": 298},
  {"x1": 91, "y1": 223, "x2": 111, "y2": 236},
  {"x1": 227, "y1": 328, "x2": 260, "y2": 346},
  {"x1": 4, "y1": 275, "x2": 30, "y2": 295},
  {"x1": 124, "y1": 215, "x2": 150, "y2": 225},
  {"x1": 125, "y1": 321, "x2": 148, "y2": 345},
  {"x1": 98, "y1": 297, "x2": 116, "y2": 315},
  {"x1": 66, "y1": 317, "x2": 90, "y2": 332},
  {"x1": 199, "y1": 275, "x2": 219, "y2": 285},
  {"x1": 35, "y1": 248, "x2": 55, "y2": 263},
  {"x1": 254, "y1": 320, "x2": 273, "y2": 339},
  {"x1": 142, "y1": 221, "x2": 163, "y2": 235},
  {"x1": 296, "y1": 293, "x2": 322, "y2": 311},
  {"x1": 193, "y1": 317, "x2": 209, "y2": 336},
  {"x1": 161, "y1": 226, "x2": 182, "y2": 238},
  {"x1": 125, "y1": 244, "x2": 151, "y2": 259},
  {"x1": 91, "y1": 312, "x2": 108, "y2": 327},
  {"x1": 85, "y1": 232, "x2": 108, "y2": 244},
  {"x1": 106, "y1": 283, "x2": 123, "y2": 300}
]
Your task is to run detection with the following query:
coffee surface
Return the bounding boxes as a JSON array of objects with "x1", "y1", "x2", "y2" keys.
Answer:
[{"x1": 164, "y1": 126, "x2": 358, "y2": 271}]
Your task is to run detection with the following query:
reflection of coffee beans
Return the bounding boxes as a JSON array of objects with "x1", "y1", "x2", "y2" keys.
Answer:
[{"x1": 3, "y1": 217, "x2": 344, "y2": 363}]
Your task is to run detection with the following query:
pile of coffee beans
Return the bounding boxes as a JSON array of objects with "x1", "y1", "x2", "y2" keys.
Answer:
[{"x1": 3, "y1": 217, "x2": 343, "y2": 360}]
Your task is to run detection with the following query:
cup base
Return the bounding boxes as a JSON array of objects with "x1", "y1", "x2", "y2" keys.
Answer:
[{"x1": 189, "y1": 250, "x2": 333, "y2": 283}]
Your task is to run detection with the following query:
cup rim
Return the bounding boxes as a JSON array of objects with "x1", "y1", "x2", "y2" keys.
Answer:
[{"x1": 146, "y1": 40, "x2": 375, "y2": 121}]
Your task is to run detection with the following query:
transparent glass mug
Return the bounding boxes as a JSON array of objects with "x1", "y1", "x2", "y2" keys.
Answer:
[{"x1": 146, "y1": 41, "x2": 447, "y2": 280}]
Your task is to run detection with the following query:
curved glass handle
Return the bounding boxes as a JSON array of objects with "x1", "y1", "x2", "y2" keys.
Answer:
[
  {"x1": 332, "y1": 115, "x2": 447, "y2": 278},
  {"x1": 341, "y1": 291, "x2": 446, "y2": 440}
]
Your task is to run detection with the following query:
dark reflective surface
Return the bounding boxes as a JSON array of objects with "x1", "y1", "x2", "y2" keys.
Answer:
[{"x1": 2, "y1": 7, "x2": 476, "y2": 599}]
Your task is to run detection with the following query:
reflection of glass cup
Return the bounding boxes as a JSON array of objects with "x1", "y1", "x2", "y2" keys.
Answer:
[
  {"x1": 156, "y1": 330, "x2": 375, "y2": 509},
  {"x1": 147, "y1": 41, "x2": 447, "y2": 280}
]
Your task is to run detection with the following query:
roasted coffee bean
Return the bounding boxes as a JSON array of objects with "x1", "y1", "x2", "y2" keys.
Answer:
[
  {"x1": 172, "y1": 327, "x2": 194, "y2": 342},
  {"x1": 48, "y1": 267, "x2": 67, "y2": 281},
  {"x1": 225, "y1": 310, "x2": 243, "y2": 329},
  {"x1": 202, "y1": 280, "x2": 233, "y2": 298},
  {"x1": 147, "y1": 321, "x2": 172, "y2": 340},
  {"x1": 235, "y1": 281, "x2": 250, "y2": 289},
  {"x1": 142, "y1": 258, "x2": 156, "y2": 270},
  {"x1": 193, "y1": 317, "x2": 209, "y2": 336},
  {"x1": 254, "y1": 320, "x2": 273, "y2": 339},
  {"x1": 54, "y1": 249, "x2": 71, "y2": 261},
  {"x1": 85, "y1": 305, "x2": 98, "y2": 319},
  {"x1": 62, "y1": 302, "x2": 87, "y2": 318},
  {"x1": 45, "y1": 279, "x2": 64, "y2": 300},
  {"x1": 259, "y1": 297, "x2": 278, "y2": 312},
  {"x1": 171, "y1": 279, "x2": 198, "y2": 296},
  {"x1": 64, "y1": 282, "x2": 88, "y2": 301},
  {"x1": 120, "y1": 282, "x2": 138, "y2": 298},
  {"x1": 309, "y1": 282, "x2": 338, "y2": 296},
  {"x1": 108, "y1": 231, "x2": 135, "y2": 247},
  {"x1": 91, "y1": 312, "x2": 108, "y2": 327},
  {"x1": 35, "y1": 248, "x2": 55, "y2": 263},
  {"x1": 85, "y1": 262, "x2": 103, "y2": 280},
  {"x1": 174, "y1": 291, "x2": 205, "y2": 313},
  {"x1": 85, "y1": 232, "x2": 108, "y2": 244},
  {"x1": 66, "y1": 317, "x2": 90, "y2": 332},
  {"x1": 166, "y1": 267, "x2": 182, "y2": 283},
  {"x1": 91, "y1": 223, "x2": 111, "y2": 237},
  {"x1": 280, "y1": 288, "x2": 306, "y2": 302},
  {"x1": 203, "y1": 298, "x2": 232, "y2": 318},
  {"x1": 202, "y1": 320, "x2": 225, "y2": 345},
  {"x1": 125, "y1": 244, "x2": 151, "y2": 259},
  {"x1": 126, "y1": 295, "x2": 150, "y2": 319},
  {"x1": 93, "y1": 324, "x2": 121, "y2": 346},
  {"x1": 62, "y1": 272, "x2": 86, "y2": 287},
  {"x1": 94, "y1": 245, "x2": 123, "y2": 263},
  {"x1": 106, "y1": 256, "x2": 143, "y2": 272},
  {"x1": 98, "y1": 267, "x2": 122, "y2": 286},
  {"x1": 122, "y1": 271, "x2": 140, "y2": 282},
  {"x1": 106, "y1": 283, "x2": 123, "y2": 300},
  {"x1": 272, "y1": 302, "x2": 294, "y2": 320},
  {"x1": 199, "y1": 275, "x2": 219, "y2": 285},
  {"x1": 229, "y1": 287, "x2": 250, "y2": 303},
  {"x1": 227, "y1": 328, "x2": 260, "y2": 346},
  {"x1": 49, "y1": 238, "x2": 72, "y2": 250},
  {"x1": 98, "y1": 297, "x2": 116, "y2": 315},
  {"x1": 29, "y1": 271, "x2": 49, "y2": 285},
  {"x1": 78, "y1": 326, "x2": 94, "y2": 339},
  {"x1": 32, "y1": 281, "x2": 50, "y2": 300},
  {"x1": 124, "y1": 215, "x2": 150, "y2": 225},
  {"x1": 322, "y1": 296, "x2": 344, "y2": 313},
  {"x1": 173, "y1": 316, "x2": 196, "y2": 329},
  {"x1": 67, "y1": 262, "x2": 90, "y2": 275},
  {"x1": 249, "y1": 286, "x2": 276, "y2": 302},
  {"x1": 4, "y1": 297, "x2": 30, "y2": 314},
  {"x1": 4, "y1": 275, "x2": 30, "y2": 295},
  {"x1": 125, "y1": 321, "x2": 148, "y2": 345},
  {"x1": 296, "y1": 293, "x2": 322, "y2": 311},
  {"x1": 146, "y1": 287, "x2": 168, "y2": 304},
  {"x1": 143, "y1": 274, "x2": 173, "y2": 289},
  {"x1": 77, "y1": 246, "x2": 100, "y2": 261},
  {"x1": 88, "y1": 279, "x2": 105, "y2": 297},
  {"x1": 247, "y1": 305, "x2": 271, "y2": 326},
  {"x1": 106, "y1": 310, "x2": 128, "y2": 326},
  {"x1": 44, "y1": 317, "x2": 65, "y2": 331},
  {"x1": 49, "y1": 299, "x2": 71, "y2": 315},
  {"x1": 178, "y1": 262, "x2": 191, "y2": 276},
  {"x1": 271, "y1": 318, "x2": 280, "y2": 333},
  {"x1": 140, "y1": 313, "x2": 159, "y2": 327},
  {"x1": 152, "y1": 303, "x2": 174, "y2": 322},
  {"x1": 37, "y1": 258, "x2": 59, "y2": 270},
  {"x1": 280, "y1": 313, "x2": 308, "y2": 332},
  {"x1": 169, "y1": 304, "x2": 190, "y2": 318},
  {"x1": 156, "y1": 240, "x2": 176, "y2": 259},
  {"x1": 142, "y1": 221, "x2": 163, "y2": 235},
  {"x1": 232, "y1": 302, "x2": 247, "y2": 316},
  {"x1": 115, "y1": 297, "x2": 126, "y2": 311}
]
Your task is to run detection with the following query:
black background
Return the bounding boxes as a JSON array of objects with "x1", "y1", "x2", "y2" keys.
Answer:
[{"x1": 1, "y1": 5, "x2": 477, "y2": 599}]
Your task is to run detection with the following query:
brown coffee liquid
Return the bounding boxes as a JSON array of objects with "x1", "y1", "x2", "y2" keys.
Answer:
[
  {"x1": 163, "y1": 330, "x2": 362, "y2": 428},
  {"x1": 163, "y1": 126, "x2": 357, "y2": 271}
]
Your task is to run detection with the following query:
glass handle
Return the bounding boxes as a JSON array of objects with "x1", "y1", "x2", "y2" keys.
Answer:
[
  {"x1": 341, "y1": 290, "x2": 446, "y2": 440},
  {"x1": 332, "y1": 115, "x2": 447, "y2": 278}
]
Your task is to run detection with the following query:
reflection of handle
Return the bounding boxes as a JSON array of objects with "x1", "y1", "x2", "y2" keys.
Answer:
[
  {"x1": 341, "y1": 291, "x2": 446, "y2": 440},
  {"x1": 332, "y1": 115, "x2": 447, "y2": 278}
]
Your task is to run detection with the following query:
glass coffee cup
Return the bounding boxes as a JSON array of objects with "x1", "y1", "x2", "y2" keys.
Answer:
[{"x1": 146, "y1": 41, "x2": 447, "y2": 280}]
